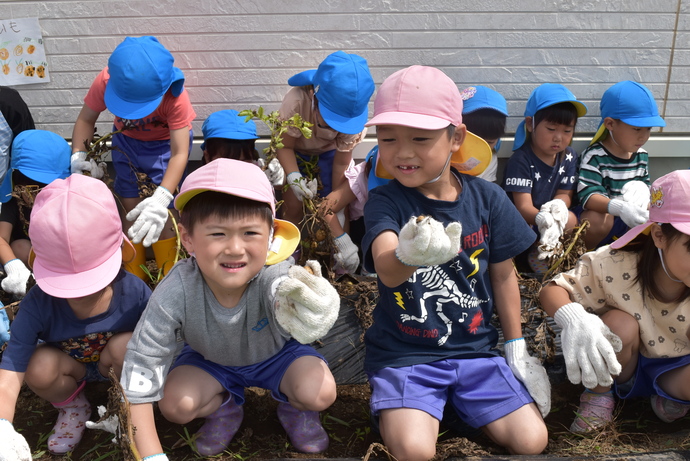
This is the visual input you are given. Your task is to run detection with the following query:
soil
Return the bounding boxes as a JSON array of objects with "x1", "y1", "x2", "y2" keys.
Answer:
[{"x1": 12, "y1": 377, "x2": 690, "y2": 460}]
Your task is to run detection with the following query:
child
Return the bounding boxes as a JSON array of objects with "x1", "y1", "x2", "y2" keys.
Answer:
[
  {"x1": 0, "y1": 85, "x2": 35, "y2": 183},
  {"x1": 578, "y1": 80, "x2": 665, "y2": 249},
  {"x1": 460, "y1": 85, "x2": 509, "y2": 183},
  {"x1": 120, "y1": 159, "x2": 341, "y2": 459},
  {"x1": 71, "y1": 35, "x2": 196, "y2": 279},
  {"x1": 361, "y1": 65, "x2": 548, "y2": 460},
  {"x1": 540, "y1": 170, "x2": 690, "y2": 432},
  {"x1": 502, "y1": 83, "x2": 587, "y2": 268},
  {"x1": 201, "y1": 109, "x2": 284, "y2": 186},
  {"x1": 276, "y1": 50, "x2": 374, "y2": 227},
  {"x1": 0, "y1": 174, "x2": 151, "y2": 456},
  {"x1": 0, "y1": 130, "x2": 71, "y2": 296}
]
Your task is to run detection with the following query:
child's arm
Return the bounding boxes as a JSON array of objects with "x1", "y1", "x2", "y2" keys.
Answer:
[
  {"x1": 491, "y1": 259, "x2": 550, "y2": 417},
  {"x1": 130, "y1": 402, "x2": 166, "y2": 459},
  {"x1": 0, "y1": 222, "x2": 31, "y2": 296},
  {"x1": 277, "y1": 135, "x2": 317, "y2": 201},
  {"x1": 331, "y1": 150, "x2": 352, "y2": 192},
  {"x1": 511, "y1": 191, "x2": 539, "y2": 225},
  {"x1": 0, "y1": 369, "x2": 31, "y2": 459},
  {"x1": 70, "y1": 104, "x2": 101, "y2": 175},
  {"x1": 540, "y1": 281, "x2": 622, "y2": 389},
  {"x1": 159, "y1": 126, "x2": 190, "y2": 194},
  {"x1": 321, "y1": 181, "x2": 359, "y2": 274},
  {"x1": 553, "y1": 189, "x2": 573, "y2": 208}
]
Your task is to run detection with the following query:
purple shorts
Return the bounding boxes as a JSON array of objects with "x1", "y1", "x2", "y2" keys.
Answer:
[
  {"x1": 367, "y1": 357, "x2": 533, "y2": 428},
  {"x1": 615, "y1": 353, "x2": 690, "y2": 404},
  {"x1": 170, "y1": 339, "x2": 326, "y2": 405},
  {"x1": 110, "y1": 128, "x2": 193, "y2": 198}
]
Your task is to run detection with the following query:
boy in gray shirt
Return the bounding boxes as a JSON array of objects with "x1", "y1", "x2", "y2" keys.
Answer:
[{"x1": 120, "y1": 159, "x2": 340, "y2": 460}]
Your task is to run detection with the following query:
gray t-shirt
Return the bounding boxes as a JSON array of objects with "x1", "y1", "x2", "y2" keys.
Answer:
[{"x1": 121, "y1": 257, "x2": 291, "y2": 404}]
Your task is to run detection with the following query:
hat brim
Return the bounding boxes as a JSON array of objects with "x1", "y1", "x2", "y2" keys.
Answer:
[
  {"x1": 512, "y1": 120, "x2": 528, "y2": 150},
  {"x1": 104, "y1": 85, "x2": 164, "y2": 120},
  {"x1": 619, "y1": 114, "x2": 666, "y2": 128},
  {"x1": 375, "y1": 131, "x2": 491, "y2": 179},
  {"x1": 266, "y1": 219, "x2": 300, "y2": 265},
  {"x1": 319, "y1": 102, "x2": 369, "y2": 135},
  {"x1": 33, "y1": 234, "x2": 129, "y2": 298},
  {"x1": 610, "y1": 221, "x2": 653, "y2": 249},
  {"x1": 288, "y1": 69, "x2": 317, "y2": 87}
]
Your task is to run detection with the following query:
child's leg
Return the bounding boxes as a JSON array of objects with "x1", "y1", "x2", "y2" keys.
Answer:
[
  {"x1": 378, "y1": 408, "x2": 439, "y2": 461},
  {"x1": 98, "y1": 332, "x2": 132, "y2": 379},
  {"x1": 482, "y1": 404, "x2": 547, "y2": 455},
  {"x1": 158, "y1": 365, "x2": 227, "y2": 423},
  {"x1": 602, "y1": 309, "x2": 640, "y2": 384},
  {"x1": 9, "y1": 238, "x2": 31, "y2": 266},
  {"x1": 581, "y1": 209, "x2": 614, "y2": 249},
  {"x1": 565, "y1": 210, "x2": 579, "y2": 232},
  {"x1": 24, "y1": 345, "x2": 90, "y2": 454}
]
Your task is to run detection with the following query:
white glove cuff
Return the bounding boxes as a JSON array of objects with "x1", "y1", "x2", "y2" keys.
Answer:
[
  {"x1": 334, "y1": 233, "x2": 354, "y2": 251},
  {"x1": 287, "y1": 171, "x2": 302, "y2": 183},
  {"x1": 553, "y1": 302, "x2": 586, "y2": 328},
  {"x1": 504, "y1": 337, "x2": 526, "y2": 360},
  {"x1": 4, "y1": 258, "x2": 24, "y2": 274},
  {"x1": 607, "y1": 198, "x2": 624, "y2": 216},
  {"x1": 152, "y1": 186, "x2": 174, "y2": 206}
]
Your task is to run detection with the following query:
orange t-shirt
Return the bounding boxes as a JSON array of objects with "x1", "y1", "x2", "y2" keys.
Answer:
[{"x1": 84, "y1": 68, "x2": 196, "y2": 142}]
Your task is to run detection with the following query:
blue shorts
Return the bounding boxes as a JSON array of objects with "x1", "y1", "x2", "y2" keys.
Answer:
[
  {"x1": 600, "y1": 216, "x2": 630, "y2": 247},
  {"x1": 367, "y1": 357, "x2": 533, "y2": 428},
  {"x1": 110, "y1": 128, "x2": 193, "y2": 198},
  {"x1": 170, "y1": 339, "x2": 326, "y2": 405},
  {"x1": 615, "y1": 353, "x2": 690, "y2": 404},
  {"x1": 83, "y1": 361, "x2": 109, "y2": 383},
  {"x1": 296, "y1": 149, "x2": 335, "y2": 196}
]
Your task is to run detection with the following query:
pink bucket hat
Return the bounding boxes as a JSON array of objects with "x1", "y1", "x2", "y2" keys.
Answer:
[
  {"x1": 611, "y1": 170, "x2": 690, "y2": 249},
  {"x1": 175, "y1": 159, "x2": 300, "y2": 265},
  {"x1": 29, "y1": 175, "x2": 134, "y2": 298}
]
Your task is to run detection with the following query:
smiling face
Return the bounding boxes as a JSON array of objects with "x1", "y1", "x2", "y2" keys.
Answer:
[
  {"x1": 180, "y1": 212, "x2": 271, "y2": 308},
  {"x1": 375, "y1": 124, "x2": 464, "y2": 197},
  {"x1": 602, "y1": 118, "x2": 652, "y2": 158},
  {"x1": 527, "y1": 117, "x2": 574, "y2": 163}
]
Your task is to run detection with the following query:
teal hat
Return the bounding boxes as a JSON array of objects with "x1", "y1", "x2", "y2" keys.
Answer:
[
  {"x1": 513, "y1": 83, "x2": 587, "y2": 150},
  {"x1": 201, "y1": 110, "x2": 259, "y2": 150},
  {"x1": 0, "y1": 130, "x2": 71, "y2": 203},
  {"x1": 591, "y1": 81, "x2": 666, "y2": 145}
]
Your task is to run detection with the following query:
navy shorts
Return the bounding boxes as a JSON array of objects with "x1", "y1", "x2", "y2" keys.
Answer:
[
  {"x1": 170, "y1": 339, "x2": 326, "y2": 405},
  {"x1": 110, "y1": 128, "x2": 193, "y2": 199},
  {"x1": 615, "y1": 353, "x2": 690, "y2": 404},
  {"x1": 83, "y1": 361, "x2": 109, "y2": 383},
  {"x1": 367, "y1": 357, "x2": 533, "y2": 428},
  {"x1": 296, "y1": 149, "x2": 335, "y2": 196}
]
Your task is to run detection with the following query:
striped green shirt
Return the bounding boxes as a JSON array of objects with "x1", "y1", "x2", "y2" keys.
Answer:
[{"x1": 577, "y1": 142, "x2": 650, "y2": 207}]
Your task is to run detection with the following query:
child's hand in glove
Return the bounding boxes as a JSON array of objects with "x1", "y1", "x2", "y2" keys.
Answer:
[
  {"x1": 396, "y1": 216, "x2": 462, "y2": 267},
  {"x1": 621, "y1": 180, "x2": 650, "y2": 210},
  {"x1": 126, "y1": 186, "x2": 173, "y2": 247},
  {"x1": 0, "y1": 419, "x2": 32, "y2": 461},
  {"x1": 2, "y1": 259, "x2": 32, "y2": 296},
  {"x1": 554, "y1": 302, "x2": 623, "y2": 389},
  {"x1": 275, "y1": 260, "x2": 340, "y2": 344},
  {"x1": 287, "y1": 172, "x2": 317, "y2": 202},
  {"x1": 333, "y1": 233, "x2": 359, "y2": 274},
  {"x1": 608, "y1": 198, "x2": 649, "y2": 228},
  {"x1": 504, "y1": 338, "x2": 551, "y2": 418}
]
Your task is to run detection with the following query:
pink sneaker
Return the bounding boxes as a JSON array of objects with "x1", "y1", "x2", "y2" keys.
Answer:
[
  {"x1": 570, "y1": 390, "x2": 615, "y2": 433},
  {"x1": 277, "y1": 402, "x2": 329, "y2": 453},
  {"x1": 195, "y1": 397, "x2": 244, "y2": 456},
  {"x1": 48, "y1": 381, "x2": 91, "y2": 454},
  {"x1": 651, "y1": 395, "x2": 690, "y2": 423}
]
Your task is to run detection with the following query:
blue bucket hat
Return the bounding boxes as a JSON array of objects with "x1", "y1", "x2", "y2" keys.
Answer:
[
  {"x1": 201, "y1": 110, "x2": 259, "y2": 150},
  {"x1": 513, "y1": 83, "x2": 588, "y2": 150},
  {"x1": 288, "y1": 51, "x2": 375, "y2": 135},
  {"x1": 461, "y1": 86, "x2": 508, "y2": 116},
  {"x1": 104, "y1": 36, "x2": 185, "y2": 120},
  {"x1": 0, "y1": 130, "x2": 71, "y2": 203},
  {"x1": 591, "y1": 80, "x2": 666, "y2": 145}
]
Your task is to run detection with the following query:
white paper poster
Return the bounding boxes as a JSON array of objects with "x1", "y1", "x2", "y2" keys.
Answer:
[{"x1": 0, "y1": 17, "x2": 49, "y2": 85}]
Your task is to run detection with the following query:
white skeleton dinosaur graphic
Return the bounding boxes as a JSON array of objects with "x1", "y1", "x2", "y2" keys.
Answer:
[{"x1": 401, "y1": 265, "x2": 488, "y2": 346}]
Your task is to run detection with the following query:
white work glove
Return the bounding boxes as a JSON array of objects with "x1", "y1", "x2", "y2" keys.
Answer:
[
  {"x1": 608, "y1": 198, "x2": 649, "y2": 228},
  {"x1": 0, "y1": 419, "x2": 31, "y2": 461},
  {"x1": 264, "y1": 158, "x2": 285, "y2": 187},
  {"x1": 553, "y1": 302, "x2": 623, "y2": 389},
  {"x1": 2, "y1": 259, "x2": 32, "y2": 296},
  {"x1": 86, "y1": 405, "x2": 118, "y2": 444},
  {"x1": 535, "y1": 199, "x2": 568, "y2": 260},
  {"x1": 396, "y1": 216, "x2": 462, "y2": 267},
  {"x1": 87, "y1": 159, "x2": 108, "y2": 180},
  {"x1": 70, "y1": 151, "x2": 92, "y2": 175},
  {"x1": 621, "y1": 180, "x2": 651, "y2": 210},
  {"x1": 333, "y1": 233, "x2": 359, "y2": 274},
  {"x1": 504, "y1": 338, "x2": 551, "y2": 418},
  {"x1": 126, "y1": 186, "x2": 173, "y2": 247},
  {"x1": 142, "y1": 455, "x2": 169, "y2": 461},
  {"x1": 287, "y1": 171, "x2": 317, "y2": 202},
  {"x1": 275, "y1": 260, "x2": 340, "y2": 344}
]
